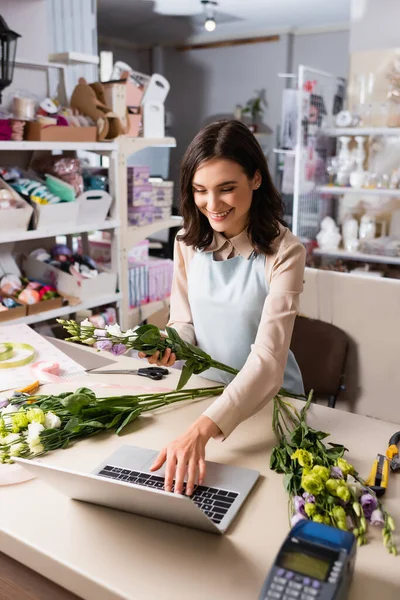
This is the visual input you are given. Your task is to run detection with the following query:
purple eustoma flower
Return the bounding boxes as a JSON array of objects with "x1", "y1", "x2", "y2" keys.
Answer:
[
  {"x1": 360, "y1": 493, "x2": 378, "y2": 519},
  {"x1": 330, "y1": 466, "x2": 344, "y2": 479},
  {"x1": 291, "y1": 513, "x2": 307, "y2": 528},
  {"x1": 110, "y1": 343, "x2": 127, "y2": 356},
  {"x1": 370, "y1": 509, "x2": 384, "y2": 527},
  {"x1": 294, "y1": 495, "x2": 306, "y2": 515},
  {"x1": 94, "y1": 340, "x2": 113, "y2": 352},
  {"x1": 0, "y1": 398, "x2": 9, "y2": 409},
  {"x1": 302, "y1": 492, "x2": 316, "y2": 503}
]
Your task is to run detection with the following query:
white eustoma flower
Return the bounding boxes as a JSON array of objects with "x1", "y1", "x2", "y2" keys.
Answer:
[
  {"x1": 1, "y1": 403, "x2": 18, "y2": 415},
  {"x1": 2, "y1": 433, "x2": 21, "y2": 445},
  {"x1": 27, "y1": 422, "x2": 45, "y2": 447},
  {"x1": 29, "y1": 443, "x2": 44, "y2": 456},
  {"x1": 105, "y1": 323, "x2": 122, "y2": 337},
  {"x1": 80, "y1": 318, "x2": 92, "y2": 328},
  {"x1": 44, "y1": 411, "x2": 62, "y2": 429},
  {"x1": 10, "y1": 442, "x2": 25, "y2": 457}
]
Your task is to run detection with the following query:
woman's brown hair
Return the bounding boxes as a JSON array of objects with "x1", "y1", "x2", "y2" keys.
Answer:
[{"x1": 178, "y1": 119, "x2": 286, "y2": 255}]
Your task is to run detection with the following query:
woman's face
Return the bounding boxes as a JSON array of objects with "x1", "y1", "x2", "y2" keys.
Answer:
[{"x1": 192, "y1": 158, "x2": 261, "y2": 238}]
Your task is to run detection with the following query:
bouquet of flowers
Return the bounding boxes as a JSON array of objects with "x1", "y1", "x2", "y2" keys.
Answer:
[
  {"x1": 59, "y1": 319, "x2": 305, "y2": 397},
  {"x1": 0, "y1": 385, "x2": 224, "y2": 463},
  {"x1": 271, "y1": 394, "x2": 397, "y2": 554}
]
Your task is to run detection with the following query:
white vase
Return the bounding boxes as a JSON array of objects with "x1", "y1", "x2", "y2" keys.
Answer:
[
  {"x1": 359, "y1": 214, "x2": 376, "y2": 240},
  {"x1": 342, "y1": 217, "x2": 359, "y2": 251}
]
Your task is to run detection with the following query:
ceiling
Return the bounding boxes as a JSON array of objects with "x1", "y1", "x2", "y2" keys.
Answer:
[{"x1": 97, "y1": 0, "x2": 351, "y2": 46}]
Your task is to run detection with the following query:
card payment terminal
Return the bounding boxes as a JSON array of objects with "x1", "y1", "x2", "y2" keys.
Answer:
[{"x1": 259, "y1": 521, "x2": 357, "y2": 600}]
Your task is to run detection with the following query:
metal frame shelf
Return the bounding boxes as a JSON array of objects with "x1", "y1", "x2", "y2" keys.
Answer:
[
  {"x1": 313, "y1": 248, "x2": 400, "y2": 266},
  {"x1": 317, "y1": 186, "x2": 400, "y2": 197}
]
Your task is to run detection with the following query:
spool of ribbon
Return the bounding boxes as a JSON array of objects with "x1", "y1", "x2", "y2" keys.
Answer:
[
  {"x1": 0, "y1": 343, "x2": 35, "y2": 369},
  {"x1": 0, "y1": 343, "x2": 14, "y2": 362}
]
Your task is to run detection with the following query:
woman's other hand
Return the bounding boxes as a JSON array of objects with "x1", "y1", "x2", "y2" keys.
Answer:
[{"x1": 150, "y1": 416, "x2": 221, "y2": 496}]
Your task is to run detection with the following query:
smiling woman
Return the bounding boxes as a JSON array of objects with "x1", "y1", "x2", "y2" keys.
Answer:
[
  {"x1": 139, "y1": 119, "x2": 306, "y2": 497},
  {"x1": 179, "y1": 119, "x2": 284, "y2": 253}
]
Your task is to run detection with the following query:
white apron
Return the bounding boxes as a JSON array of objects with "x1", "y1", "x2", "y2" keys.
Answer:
[{"x1": 187, "y1": 250, "x2": 304, "y2": 394}]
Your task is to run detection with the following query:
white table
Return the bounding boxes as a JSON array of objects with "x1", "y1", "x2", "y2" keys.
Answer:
[{"x1": 1, "y1": 352, "x2": 399, "y2": 600}]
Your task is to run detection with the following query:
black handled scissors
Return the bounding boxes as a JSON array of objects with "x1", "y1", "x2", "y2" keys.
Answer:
[{"x1": 91, "y1": 367, "x2": 169, "y2": 380}]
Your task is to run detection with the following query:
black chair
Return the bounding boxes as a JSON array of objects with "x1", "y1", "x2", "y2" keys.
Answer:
[{"x1": 290, "y1": 316, "x2": 350, "y2": 408}]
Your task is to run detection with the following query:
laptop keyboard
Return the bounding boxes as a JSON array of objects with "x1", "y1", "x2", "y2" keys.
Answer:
[{"x1": 97, "y1": 464, "x2": 239, "y2": 525}]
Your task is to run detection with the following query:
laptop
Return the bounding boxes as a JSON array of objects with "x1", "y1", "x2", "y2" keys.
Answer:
[{"x1": 15, "y1": 445, "x2": 259, "y2": 534}]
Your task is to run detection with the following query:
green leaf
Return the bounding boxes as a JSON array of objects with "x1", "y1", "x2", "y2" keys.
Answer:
[
  {"x1": 185, "y1": 342, "x2": 210, "y2": 360},
  {"x1": 115, "y1": 409, "x2": 141, "y2": 435},
  {"x1": 139, "y1": 330, "x2": 161, "y2": 344},
  {"x1": 135, "y1": 324, "x2": 159, "y2": 335},
  {"x1": 106, "y1": 412, "x2": 125, "y2": 429},
  {"x1": 176, "y1": 359, "x2": 197, "y2": 390},
  {"x1": 83, "y1": 420, "x2": 105, "y2": 429},
  {"x1": 60, "y1": 393, "x2": 92, "y2": 415},
  {"x1": 165, "y1": 326, "x2": 181, "y2": 343},
  {"x1": 284, "y1": 473, "x2": 293, "y2": 491},
  {"x1": 65, "y1": 416, "x2": 83, "y2": 433},
  {"x1": 74, "y1": 387, "x2": 96, "y2": 400}
]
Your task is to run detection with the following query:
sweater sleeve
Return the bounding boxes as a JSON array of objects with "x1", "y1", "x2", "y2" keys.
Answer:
[
  {"x1": 167, "y1": 236, "x2": 196, "y2": 345},
  {"x1": 202, "y1": 241, "x2": 306, "y2": 439}
]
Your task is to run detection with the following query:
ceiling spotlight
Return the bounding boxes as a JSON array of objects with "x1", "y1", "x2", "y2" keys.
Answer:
[
  {"x1": 201, "y1": 0, "x2": 217, "y2": 32},
  {"x1": 204, "y1": 18, "x2": 216, "y2": 32}
]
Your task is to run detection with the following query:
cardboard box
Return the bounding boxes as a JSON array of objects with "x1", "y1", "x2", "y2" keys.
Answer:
[
  {"x1": 77, "y1": 190, "x2": 113, "y2": 224},
  {"x1": 25, "y1": 296, "x2": 63, "y2": 315},
  {"x1": 0, "y1": 178, "x2": 33, "y2": 232},
  {"x1": 26, "y1": 121, "x2": 97, "y2": 142},
  {"x1": 23, "y1": 255, "x2": 117, "y2": 301},
  {"x1": 0, "y1": 251, "x2": 62, "y2": 318},
  {"x1": 33, "y1": 201, "x2": 80, "y2": 230},
  {"x1": 0, "y1": 299, "x2": 26, "y2": 323}
]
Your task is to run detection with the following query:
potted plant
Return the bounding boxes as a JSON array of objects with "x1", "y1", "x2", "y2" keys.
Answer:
[{"x1": 242, "y1": 90, "x2": 266, "y2": 133}]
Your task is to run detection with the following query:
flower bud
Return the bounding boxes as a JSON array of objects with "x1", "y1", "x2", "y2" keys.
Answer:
[{"x1": 388, "y1": 516, "x2": 396, "y2": 532}]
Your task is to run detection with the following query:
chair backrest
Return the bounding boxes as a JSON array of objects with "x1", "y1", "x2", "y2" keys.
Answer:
[{"x1": 290, "y1": 316, "x2": 349, "y2": 398}]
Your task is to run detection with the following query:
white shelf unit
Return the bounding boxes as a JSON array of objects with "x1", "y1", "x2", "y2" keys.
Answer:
[
  {"x1": 128, "y1": 298, "x2": 171, "y2": 325},
  {"x1": 317, "y1": 185, "x2": 400, "y2": 197},
  {"x1": 0, "y1": 219, "x2": 120, "y2": 245},
  {"x1": 0, "y1": 141, "x2": 117, "y2": 152},
  {"x1": 323, "y1": 127, "x2": 400, "y2": 137},
  {"x1": 313, "y1": 248, "x2": 400, "y2": 266},
  {"x1": 0, "y1": 136, "x2": 180, "y2": 329},
  {"x1": 116, "y1": 137, "x2": 179, "y2": 329}
]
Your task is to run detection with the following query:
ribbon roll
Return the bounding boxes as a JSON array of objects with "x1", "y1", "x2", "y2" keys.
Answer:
[
  {"x1": 0, "y1": 343, "x2": 14, "y2": 362},
  {"x1": 0, "y1": 343, "x2": 35, "y2": 369}
]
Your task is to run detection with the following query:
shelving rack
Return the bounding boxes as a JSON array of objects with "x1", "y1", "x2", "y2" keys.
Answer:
[
  {"x1": 0, "y1": 136, "x2": 182, "y2": 329},
  {"x1": 314, "y1": 129, "x2": 400, "y2": 270},
  {"x1": 116, "y1": 136, "x2": 181, "y2": 329}
]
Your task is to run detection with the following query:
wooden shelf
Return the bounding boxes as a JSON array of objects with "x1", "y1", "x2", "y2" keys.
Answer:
[
  {"x1": 0, "y1": 293, "x2": 123, "y2": 326},
  {"x1": 0, "y1": 141, "x2": 117, "y2": 152},
  {"x1": 128, "y1": 298, "x2": 170, "y2": 327},
  {"x1": 119, "y1": 137, "x2": 176, "y2": 157},
  {"x1": 0, "y1": 219, "x2": 120, "y2": 245},
  {"x1": 317, "y1": 185, "x2": 400, "y2": 198},
  {"x1": 126, "y1": 216, "x2": 183, "y2": 247},
  {"x1": 313, "y1": 248, "x2": 400, "y2": 266}
]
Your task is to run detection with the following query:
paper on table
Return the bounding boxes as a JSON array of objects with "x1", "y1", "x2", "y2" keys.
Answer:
[{"x1": 0, "y1": 324, "x2": 87, "y2": 392}]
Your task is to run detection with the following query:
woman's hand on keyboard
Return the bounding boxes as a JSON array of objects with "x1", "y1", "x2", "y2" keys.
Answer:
[{"x1": 150, "y1": 416, "x2": 221, "y2": 495}]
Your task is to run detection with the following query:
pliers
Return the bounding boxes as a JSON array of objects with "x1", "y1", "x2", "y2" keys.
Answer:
[{"x1": 386, "y1": 431, "x2": 400, "y2": 472}]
